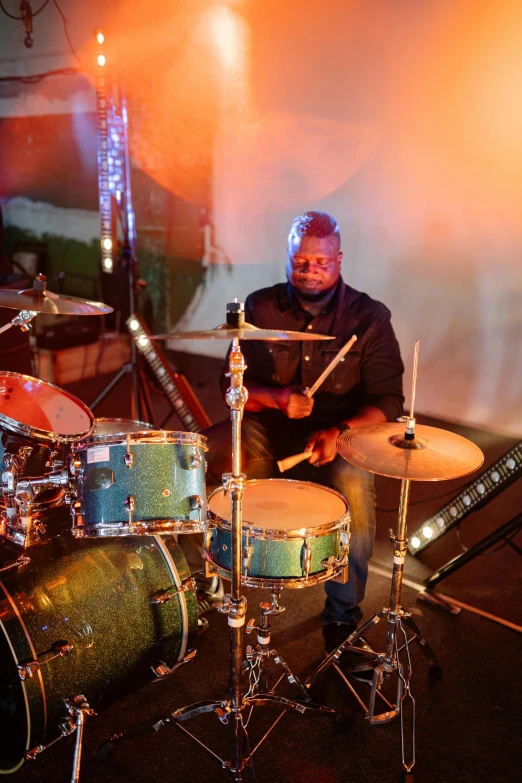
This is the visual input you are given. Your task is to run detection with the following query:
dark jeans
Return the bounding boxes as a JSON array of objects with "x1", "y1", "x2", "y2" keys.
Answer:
[{"x1": 203, "y1": 413, "x2": 376, "y2": 626}]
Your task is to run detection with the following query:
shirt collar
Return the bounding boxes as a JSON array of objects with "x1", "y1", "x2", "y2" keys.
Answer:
[{"x1": 281, "y1": 276, "x2": 345, "y2": 318}]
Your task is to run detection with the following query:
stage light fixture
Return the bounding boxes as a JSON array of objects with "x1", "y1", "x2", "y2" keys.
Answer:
[
  {"x1": 102, "y1": 258, "x2": 113, "y2": 271},
  {"x1": 103, "y1": 238, "x2": 112, "y2": 251},
  {"x1": 96, "y1": 31, "x2": 104, "y2": 45},
  {"x1": 97, "y1": 54, "x2": 106, "y2": 67},
  {"x1": 408, "y1": 441, "x2": 522, "y2": 555},
  {"x1": 129, "y1": 319, "x2": 139, "y2": 332}
]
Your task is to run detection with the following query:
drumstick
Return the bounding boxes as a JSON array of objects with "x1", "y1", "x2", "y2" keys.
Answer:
[
  {"x1": 304, "y1": 334, "x2": 357, "y2": 398},
  {"x1": 277, "y1": 451, "x2": 313, "y2": 473}
]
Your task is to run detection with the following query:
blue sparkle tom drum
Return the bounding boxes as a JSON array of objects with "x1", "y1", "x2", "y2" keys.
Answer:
[{"x1": 71, "y1": 430, "x2": 208, "y2": 538}]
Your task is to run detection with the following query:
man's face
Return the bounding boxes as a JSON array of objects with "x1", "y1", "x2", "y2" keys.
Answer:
[{"x1": 286, "y1": 233, "x2": 343, "y2": 300}]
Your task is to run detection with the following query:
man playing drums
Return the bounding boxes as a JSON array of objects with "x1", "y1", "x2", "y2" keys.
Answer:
[{"x1": 204, "y1": 211, "x2": 404, "y2": 663}]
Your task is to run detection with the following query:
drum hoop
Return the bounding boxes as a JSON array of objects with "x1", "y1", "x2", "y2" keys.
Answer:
[
  {"x1": 75, "y1": 430, "x2": 208, "y2": 450},
  {"x1": 0, "y1": 371, "x2": 94, "y2": 444},
  {"x1": 207, "y1": 478, "x2": 349, "y2": 539},
  {"x1": 93, "y1": 417, "x2": 156, "y2": 432},
  {"x1": 153, "y1": 536, "x2": 190, "y2": 662}
]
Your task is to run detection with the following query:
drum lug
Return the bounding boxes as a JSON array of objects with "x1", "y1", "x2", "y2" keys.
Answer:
[
  {"x1": 17, "y1": 640, "x2": 74, "y2": 680},
  {"x1": 151, "y1": 576, "x2": 196, "y2": 605},
  {"x1": 242, "y1": 543, "x2": 254, "y2": 574},
  {"x1": 300, "y1": 538, "x2": 312, "y2": 580},
  {"x1": 68, "y1": 455, "x2": 82, "y2": 477},
  {"x1": 189, "y1": 451, "x2": 202, "y2": 469},
  {"x1": 123, "y1": 451, "x2": 134, "y2": 468},
  {"x1": 189, "y1": 494, "x2": 203, "y2": 523},
  {"x1": 124, "y1": 494, "x2": 135, "y2": 525},
  {"x1": 152, "y1": 648, "x2": 197, "y2": 679}
]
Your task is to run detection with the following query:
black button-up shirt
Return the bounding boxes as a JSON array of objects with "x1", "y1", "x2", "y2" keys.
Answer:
[{"x1": 220, "y1": 278, "x2": 404, "y2": 432}]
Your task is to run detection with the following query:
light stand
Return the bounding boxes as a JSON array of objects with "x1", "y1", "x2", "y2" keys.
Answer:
[{"x1": 89, "y1": 242, "x2": 155, "y2": 424}]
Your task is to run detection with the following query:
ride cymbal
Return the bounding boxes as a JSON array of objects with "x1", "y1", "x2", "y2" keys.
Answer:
[
  {"x1": 146, "y1": 322, "x2": 334, "y2": 341},
  {"x1": 0, "y1": 275, "x2": 113, "y2": 315},
  {"x1": 337, "y1": 422, "x2": 484, "y2": 481}
]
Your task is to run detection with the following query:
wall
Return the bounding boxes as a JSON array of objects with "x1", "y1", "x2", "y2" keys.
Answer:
[
  {"x1": 0, "y1": 1, "x2": 520, "y2": 435},
  {"x1": 176, "y1": 0, "x2": 522, "y2": 436}
]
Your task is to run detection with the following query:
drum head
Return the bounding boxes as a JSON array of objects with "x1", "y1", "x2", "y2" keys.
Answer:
[
  {"x1": 93, "y1": 418, "x2": 155, "y2": 436},
  {"x1": 208, "y1": 478, "x2": 347, "y2": 532},
  {"x1": 0, "y1": 372, "x2": 93, "y2": 442}
]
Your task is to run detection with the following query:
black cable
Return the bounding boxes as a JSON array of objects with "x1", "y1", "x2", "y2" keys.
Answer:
[
  {"x1": 52, "y1": 0, "x2": 80, "y2": 63},
  {"x1": 376, "y1": 485, "x2": 461, "y2": 514},
  {"x1": 0, "y1": 0, "x2": 50, "y2": 20},
  {"x1": 456, "y1": 521, "x2": 522, "y2": 557},
  {"x1": 0, "y1": 67, "x2": 79, "y2": 83}
]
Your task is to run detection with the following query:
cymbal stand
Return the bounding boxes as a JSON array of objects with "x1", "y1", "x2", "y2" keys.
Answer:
[
  {"x1": 96, "y1": 303, "x2": 333, "y2": 781},
  {"x1": 305, "y1": 342, "x2": 441, "y2": 779}
]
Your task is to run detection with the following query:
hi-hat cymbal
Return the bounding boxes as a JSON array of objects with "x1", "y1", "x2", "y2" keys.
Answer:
[
  {"x1": 146, "y1": 322, "x2": 334, "y2": 341},
  {"x1": 337, "y1": 422, "x2": 484, "y2": 481},
  {"x1": 0, "y1": 275, "x2": 113, "y2": 315}
]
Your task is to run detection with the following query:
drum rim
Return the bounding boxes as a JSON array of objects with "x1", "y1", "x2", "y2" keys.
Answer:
[
  {"x1": 0, "y1": 371, "x2": 94, "y2": 444},
  {"x1": 207, "y1": 477, "x2": 350, "y2": 539},
  {"x1": 93, "y1": 417, "x2": 156, "y2": 430},
  {"x1": 75, "y1": 429, "x2": 208, "y2": 449}
]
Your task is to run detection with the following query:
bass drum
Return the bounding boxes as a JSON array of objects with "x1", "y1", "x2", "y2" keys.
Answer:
[{"x1": 0, "y1": 506, "x2": 197, "y2": 774}]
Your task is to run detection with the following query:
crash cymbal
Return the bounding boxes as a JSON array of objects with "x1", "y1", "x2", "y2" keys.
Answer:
[
  {"x1": 0, "y1": 275, "x2": 113, "y2": 315},
  {"x1": 337, "y1": 422, "x2": 484, "y2": 481},
  {"x1": 147, "y1": 322, "x2": 334, "y2": 341}
]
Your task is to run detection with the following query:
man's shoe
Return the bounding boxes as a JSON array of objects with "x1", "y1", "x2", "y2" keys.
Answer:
[{"x1": 322, "y1": 622, "x2": 377, "y2": 677}]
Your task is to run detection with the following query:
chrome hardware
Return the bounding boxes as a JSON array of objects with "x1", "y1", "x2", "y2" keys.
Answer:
[
  {"x1": 0, "y1": 554, "x2": 31, "y2": 573},
  {"x1": 246, "y1": 618, "x2": 256, "y2": 634},
  {"x1": 189, "y1": 452, "x2": 202, "y2": 469},
  {"x1": 189, "y1": 494, "x2": 203, "y2": 523},
  {"x1": 125, "y1": 495, "x2": 135, "y2": 525},
  {"x1": 151, "y1": 577, "x2": 196, "y2": 605},
  {"x1": 152, "y1": 648, "x2": 197, "y2": 679},
  {"x1": 18, "y1": 641, "x2": 74, "y2": 680},
  {"x1": 68, "y1": 456, "x2": 82, "y2": 476},
  {"x1": 242, "y1": 542, "x2": 253, "y2": 573},
  {"x1": 216, "y1": 594, "x2": 247, "y2": 621},
  {"x1": 123, "y1": 451, "x2": 134, "y2": 468},
  {"x1": 300, "y1": 538, "x2": 312, "y2": 579},
  {"x1": 215, "y1": 706, "x2": 231, "y2": 725},
  {"x1": 26, "y1": 745, "x2": 45, "y2": 761}
]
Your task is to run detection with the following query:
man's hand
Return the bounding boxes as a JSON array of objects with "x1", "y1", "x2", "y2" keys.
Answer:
[
  {"x1": 275, "y1": 386, "x2": 314, "y2": 419},
  {"x1": 305, "y1": 426, "x2": 339, "y2": 467}
]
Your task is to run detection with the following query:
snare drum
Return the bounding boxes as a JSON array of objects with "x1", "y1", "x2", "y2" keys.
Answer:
[
  {"x1": 72, "y1": 430, "x2": 208, "y2": 537},
  {"x1": 0, "y1": 506, "x2": 197, "y2": 774},
  {"x1": 0, "y1": 372, "x2": 94, "y2": 508},
  {"x1": 205, "y1": 479, "x2": 350, "y2": 589}
]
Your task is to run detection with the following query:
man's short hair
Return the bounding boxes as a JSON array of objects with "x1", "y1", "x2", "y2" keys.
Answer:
[{"x1": 288, "y1": 211, "x2": 340, "y2": 244}]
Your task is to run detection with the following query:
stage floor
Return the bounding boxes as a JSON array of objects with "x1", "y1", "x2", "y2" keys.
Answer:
[{"x1": 11, "y1": 352, "x2": 521, "y2": 783}]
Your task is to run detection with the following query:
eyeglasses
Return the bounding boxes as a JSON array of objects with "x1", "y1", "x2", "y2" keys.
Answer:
[{"x1": 290, "y1": 258, "x2": 337, "y2": 269}]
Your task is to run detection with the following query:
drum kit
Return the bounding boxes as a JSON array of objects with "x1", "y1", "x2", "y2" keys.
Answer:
[{"x1": 0, "y1": 280, "x2": 484, "y2": 782}]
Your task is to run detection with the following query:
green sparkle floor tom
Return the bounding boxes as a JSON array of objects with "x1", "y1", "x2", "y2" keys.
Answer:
[
  {"x1": 0, "y1": 505, "x2": 197, "y2": 774},
  {"x1": 205, "y1": 478, "x2": 350, "y2": 589},
  {"x1": 71, "y1": 430, "x2": 208, "y2": 538}
]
